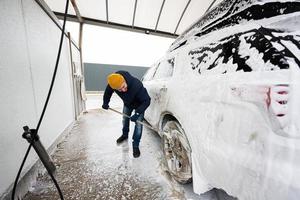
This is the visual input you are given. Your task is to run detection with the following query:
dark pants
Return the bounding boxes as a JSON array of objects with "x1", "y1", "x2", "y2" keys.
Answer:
[{"x1": 122, "y1": 105, "x2": 144, "y2": 148}]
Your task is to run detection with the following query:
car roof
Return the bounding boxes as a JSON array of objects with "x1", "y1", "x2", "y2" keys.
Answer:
[{"x1": 168, "y1": 0, "x2": 298, "y2": 52}]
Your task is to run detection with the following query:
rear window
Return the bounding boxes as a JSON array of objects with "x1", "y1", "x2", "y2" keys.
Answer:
[{"x1": 188, "y1": 27, "x2": 297, "y2": 75}]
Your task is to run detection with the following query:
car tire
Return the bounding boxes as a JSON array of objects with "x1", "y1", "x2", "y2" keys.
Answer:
[{"x1": 162, "y1": 120, "x2": 192, "y2": 184}]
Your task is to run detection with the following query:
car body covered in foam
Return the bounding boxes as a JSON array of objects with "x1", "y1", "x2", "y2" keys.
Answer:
[{"x1": 143, "y1": 0, "x2": 300, "y2": 199}]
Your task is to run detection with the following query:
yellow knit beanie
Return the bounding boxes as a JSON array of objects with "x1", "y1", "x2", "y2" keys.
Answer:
[{"x1": 107, "y1": 73, "x2": 125, "y2": 89}]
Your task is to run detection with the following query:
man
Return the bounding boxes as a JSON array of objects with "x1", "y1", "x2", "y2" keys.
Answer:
[{"x1": 102, "y1": 71, "x2": 151, "y2": 158}]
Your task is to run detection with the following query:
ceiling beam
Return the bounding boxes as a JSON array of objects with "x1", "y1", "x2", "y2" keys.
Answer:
[
  {"x1": 174, "y1": 0, "x2": 191, "y2": 34},
  {"x1": 70, "y1": 0, "x2": 83, "y2": 23},
  {"x1": 132, "y1": 0, "x2": 138, "y2": 27},
  {"x1": 155, "y1": 0, "x2": 166, "y2": 32},
  {"x1": 205, "y1": 0, "x2": 217, "y2": 14},
  {"x1": 54, "y1": 12, "x2": 178, "y2": 39}
]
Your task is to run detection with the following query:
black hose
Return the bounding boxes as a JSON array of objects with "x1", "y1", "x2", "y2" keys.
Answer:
[{"x1": 11, "y1": 0, "x2": 70, "y2": 199}]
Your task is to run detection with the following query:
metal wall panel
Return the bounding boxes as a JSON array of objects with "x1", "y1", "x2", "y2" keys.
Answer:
[
  {"x1": 84, "y1": 63, "x2": 148, "y2": 91},
  {"x1": 0, "y1": 0, "x2": 76, "y2": 197}
]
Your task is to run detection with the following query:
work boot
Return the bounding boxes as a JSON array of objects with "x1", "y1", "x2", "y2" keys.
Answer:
[
  {"x1": 133, "y1": 147, "x2": 140, "y2": 158},
  {"x1": 116, "y1": 135, "x2": 128, "y2": 143}
]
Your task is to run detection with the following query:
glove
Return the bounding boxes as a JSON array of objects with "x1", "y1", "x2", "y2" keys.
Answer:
[
  {"x1": 130, "y1": 113, "x2": 140, "y2": 122},
  {"x1": 102, "y1": 104, "x2": 109, "y2": 110}
]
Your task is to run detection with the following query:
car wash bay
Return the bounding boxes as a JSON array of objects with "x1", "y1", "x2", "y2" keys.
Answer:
[
  {"x1": 23, "y1": 94, "x2": 234, "y2": 200},
  {"x1": 0, "y1": 0, "x2": 241, "y2": 199}
]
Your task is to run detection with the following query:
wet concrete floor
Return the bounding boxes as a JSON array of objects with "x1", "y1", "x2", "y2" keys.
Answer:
[{"x1": 23, "y1": 94, "x2": 235, "y2": 200}]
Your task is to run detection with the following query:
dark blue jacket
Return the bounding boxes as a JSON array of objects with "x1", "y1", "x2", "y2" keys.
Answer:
[{"x1": 103, "y1": 71, "x2": 151, "y2": 114}]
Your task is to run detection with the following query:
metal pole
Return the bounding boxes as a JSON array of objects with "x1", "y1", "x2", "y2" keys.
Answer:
[
  {"x1": 108, "y1": 108, "x2": 158, "y2": 132},
  {"x1": 67, "y1": 32, "x2": 78, "y2": 120}
]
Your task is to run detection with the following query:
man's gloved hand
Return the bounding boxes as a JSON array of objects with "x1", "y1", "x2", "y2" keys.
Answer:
[
  {"x1": 102, "y1": 104, "x2": 109, "y2": 110},
  {"x1": 130, "y1": 113, "x2": 140, "y2": 122}
]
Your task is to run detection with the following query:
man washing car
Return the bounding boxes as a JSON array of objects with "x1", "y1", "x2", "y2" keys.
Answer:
[{"x1": 102, "y1": 71, "x2": 151, "y2": 158}]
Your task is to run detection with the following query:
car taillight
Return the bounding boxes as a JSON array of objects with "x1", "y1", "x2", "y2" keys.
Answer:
[
  {"x1": 268, "y1": 84, "x2": 290, "y2": 130},
  {"x1": 231, "y1": 84, "x2": 294, "y2": 135}
]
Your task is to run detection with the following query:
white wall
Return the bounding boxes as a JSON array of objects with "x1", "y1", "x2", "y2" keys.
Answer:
[{"x1": 0, "y1": 0, "x2": 76, "y2": 196}]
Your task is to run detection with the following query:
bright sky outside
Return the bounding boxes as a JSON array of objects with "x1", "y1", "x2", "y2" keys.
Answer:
[{"x1": 65, "y1": 21, "x2": 175, "y2": 67}]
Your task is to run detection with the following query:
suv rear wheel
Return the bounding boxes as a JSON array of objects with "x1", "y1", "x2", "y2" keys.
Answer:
[{"x1": 162, "y1": 120, "x2": 192, "y2": 183}]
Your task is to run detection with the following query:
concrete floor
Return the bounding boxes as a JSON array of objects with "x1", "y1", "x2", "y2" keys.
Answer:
[{"x1": 23, "y1": 94, "x2": 236, "y2": 200}]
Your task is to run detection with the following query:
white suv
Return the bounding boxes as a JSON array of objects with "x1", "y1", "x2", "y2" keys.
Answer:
[{"x1": 142, "y1": 0, "x2": 300, "y2": 199}]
